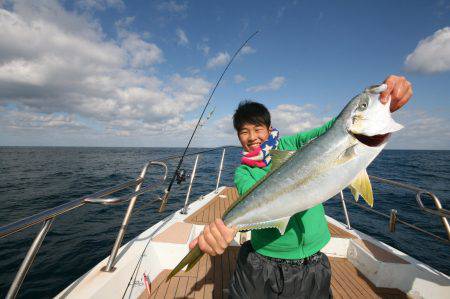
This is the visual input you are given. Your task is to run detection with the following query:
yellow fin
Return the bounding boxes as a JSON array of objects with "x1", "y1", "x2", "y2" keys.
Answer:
[
  {"x1": 269, "y1": 149, "x2": 296, "y2": 171},
  {"x1": 349, "y1": 169, "x2": 374, "y2": 207},
  {"x1": 237, "y1": 217, "x2": 291, "y2": 235}
]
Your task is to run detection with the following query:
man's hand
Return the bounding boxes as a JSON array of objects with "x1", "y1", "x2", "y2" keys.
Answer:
[
  {"x1": 189, "y1": 219, "x2": 238, "y2": 256},
  {"x1": 380, "y1": 75, "x2": 413, "y2": 112}
]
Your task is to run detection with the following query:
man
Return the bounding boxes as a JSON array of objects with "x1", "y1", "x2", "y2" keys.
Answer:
[{"x1": 189, "y1": 75, "x2": 412, "y2": 298}]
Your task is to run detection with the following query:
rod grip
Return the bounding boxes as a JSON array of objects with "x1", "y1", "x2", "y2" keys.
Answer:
[{"x1": 158, "y1": 190, "x2": 170, "y2": 213}]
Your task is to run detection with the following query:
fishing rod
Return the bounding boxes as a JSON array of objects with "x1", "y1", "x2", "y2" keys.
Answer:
[{"x1": 158, "y1": 30, "x2": 259, "y2": 212}]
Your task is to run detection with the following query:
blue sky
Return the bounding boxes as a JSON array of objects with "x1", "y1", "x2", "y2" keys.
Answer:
[{"x1": 1, "y1": 0, "x2": 449, "y2": 148}]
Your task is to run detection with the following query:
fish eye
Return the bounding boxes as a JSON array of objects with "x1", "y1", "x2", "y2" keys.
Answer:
[{"x1": 358, "y1": 100, "x2": 368, "y2": 111}]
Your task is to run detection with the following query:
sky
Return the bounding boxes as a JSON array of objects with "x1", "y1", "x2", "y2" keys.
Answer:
[{"x1": 1, "y1": 0, "x2": 450, "y2": 149}]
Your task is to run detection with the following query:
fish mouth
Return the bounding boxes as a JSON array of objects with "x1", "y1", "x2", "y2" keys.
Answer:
[{"x1": 351, "y1": 133, "x2": 391, "y2": 147}]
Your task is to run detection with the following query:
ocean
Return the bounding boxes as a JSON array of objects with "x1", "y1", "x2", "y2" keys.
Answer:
[{"x1": 0, "y1": 147, "x2": 449, "y2": 298}]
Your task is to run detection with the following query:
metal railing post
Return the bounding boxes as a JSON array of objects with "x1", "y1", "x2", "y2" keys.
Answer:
[
  {"x1": 181, "y1": 155, "x2": 199, "y2": 214},
  {"x1": 340, "y1": 191, "x2": 351, "y2": 230},
  {"x1": 6, "y1": 218, "x2": 54, "y2": 299},
  {"x1": 103, "y1": 163, "x2": 149, "y2": 272},
  {"x1": 215, "y1": 148, "x2": 226, "y2": 193},
  {"x1": 417, "y1": 192, "x2": 450, "y2": 240}
]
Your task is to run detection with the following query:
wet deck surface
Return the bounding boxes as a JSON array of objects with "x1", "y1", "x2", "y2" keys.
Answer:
[{"x1": 142, "y1": 187, "x2": 406, "y2": 298}]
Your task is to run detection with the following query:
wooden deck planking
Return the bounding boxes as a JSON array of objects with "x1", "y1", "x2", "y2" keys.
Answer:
[
  {"x1": 175, "y1": 276, "x2": 189, "y2": 298},
  {"x1": 330, "y1": 259, "x2": 367, "y2": 298},
  {"x1": 141, "y1": 252, "x2": 405, "y2": 299},
  {"x1": 328, "y1": 222, "x2": 357, "y2": 239},
  {"x1": 330, "y1": 257, "x2": 406, "y2": 299},
  {"x1": 185, "y1": 187, "x2": 240, "y2": 225}
]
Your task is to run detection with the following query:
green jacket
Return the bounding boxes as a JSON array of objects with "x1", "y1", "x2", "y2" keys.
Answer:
[{"x1": 234, "y1": 118, "x2": 336, "y2": 259}]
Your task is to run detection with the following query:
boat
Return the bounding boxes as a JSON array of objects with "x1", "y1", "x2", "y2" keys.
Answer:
[{"x1": 1, "y1": 147, "x2": 449, "y2": 298}]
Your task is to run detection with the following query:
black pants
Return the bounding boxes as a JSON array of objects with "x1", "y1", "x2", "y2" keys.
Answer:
[{"x1": 229, "y1": 241, "x2": 332, "y2": 299}]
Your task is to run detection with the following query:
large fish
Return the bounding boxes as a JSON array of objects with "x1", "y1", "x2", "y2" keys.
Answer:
[{"x1": 167, "y1": 84, "x2": 403, "y2": 280}]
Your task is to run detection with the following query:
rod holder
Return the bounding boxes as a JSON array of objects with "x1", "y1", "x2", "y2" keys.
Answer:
[{"x1": 389, "y1": 209, "x2": 398, "y2": 233}]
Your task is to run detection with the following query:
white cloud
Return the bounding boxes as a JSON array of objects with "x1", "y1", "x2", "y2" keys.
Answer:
[
  {"x1": 157, "y1": 0, "x2": 187, "y2": 14},
  {"x1": 270, "y1": 104, "x2": 330, "y2": 135},
  {"x1": 246, "y1": 76, "x2": 286, "y2": 92},
  {"x1": 0, "y1": 106, "x2": 86, "y2": 131},
  {"x1": 234, "y1": 74, "x2": 246, "y2": 84},
  {"x1": 76, "y1": 0, "x2": 124, "y2": 11},
  {"x1": 197, "y1": 43, "x2": 210, "y2": 56},
  {"x1": 176, "y1": 28, "x2": 188, "y2": 46},
  {"x1": 0, "y1": 1, "x2": 212, "y2": 143},
  {"x1": 115, "y1": 16, "x2": 135, "y2": 29},
  {"x1": 276, "y1": 6, "x2": 286, "y2": 19},
  {"x1": 186, "y1": 67, "x2": 201, "y2": 75},
  {"x1": 405, "y1": 27, "x2": 450, "y2": 73},
  {"x1": 206, "y1": 52, "x2": 230, "y2": 69},
  {"x1": 241, "y1": 45, "x2": 256, "y2": 55},
  {"x1": 388, "y1": 109, "x2": 450, "y2": 149},
  {"x1": 121, "y1": 32, "x2": 164, "y2": 68}
]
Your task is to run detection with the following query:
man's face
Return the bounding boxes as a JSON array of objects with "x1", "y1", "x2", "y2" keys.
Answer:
[{"x1": 237, "y1": 123, "x2": 271, "y2": 152}]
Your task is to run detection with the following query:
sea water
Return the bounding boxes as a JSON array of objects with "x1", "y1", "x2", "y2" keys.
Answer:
[{"x1": 0, "y1": 147, "x2": 449, "y2": 298}]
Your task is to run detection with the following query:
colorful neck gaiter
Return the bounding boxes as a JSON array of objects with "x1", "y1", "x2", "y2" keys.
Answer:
[{"x1": 241, "y1": 128, "x2": 279, "y2": 168}]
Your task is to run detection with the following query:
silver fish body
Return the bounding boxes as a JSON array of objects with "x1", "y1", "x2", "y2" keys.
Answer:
[{"x1": 223, "y1": 84, "x2": 402, "y2": 234}]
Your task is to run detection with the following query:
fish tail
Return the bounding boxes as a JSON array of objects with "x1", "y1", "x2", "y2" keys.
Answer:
[{"x1": 166, "y1": 245, "x2": 204, "y2": 282}]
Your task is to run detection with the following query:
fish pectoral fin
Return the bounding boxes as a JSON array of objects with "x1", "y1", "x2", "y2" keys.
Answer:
[
  {"x1": 237, "y1": 217, "x2": 291, "y2": 235},
  {"x1": 269, "y1": 150, "x2": 296, "y2": 171},
  {"x1": 348, "y1": 169, "x2": 374, "y2": 207},
  {"x1": 336, "y1": 144, "x2": 357, "y2": 165},
  {"x1": 274, "y1": 217, "x2": 291, "y2": 235}
]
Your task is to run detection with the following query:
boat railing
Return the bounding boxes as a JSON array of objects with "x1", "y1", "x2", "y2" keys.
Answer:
[
  {"x1": 338, "y1": 175, "x2": 450, "y2": 242},
  {"x1": 1, "y1": 146, "x2": 449, "y2": 298},
  {"x1": 0, "y1": 146, "x2": 238, "y2": 299}
]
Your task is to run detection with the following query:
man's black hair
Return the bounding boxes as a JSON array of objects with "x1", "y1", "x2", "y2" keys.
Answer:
[{"x1": 233, "y1": 100, "x2": 271, "y2": 131}]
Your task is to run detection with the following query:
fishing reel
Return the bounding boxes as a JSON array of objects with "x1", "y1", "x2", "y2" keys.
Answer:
[{"x1": 175, "y1": 169, "x2": 187, "y2": 184}]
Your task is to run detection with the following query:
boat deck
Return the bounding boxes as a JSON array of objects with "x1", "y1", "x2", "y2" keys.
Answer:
[{"x1": 140, "y1": 187, "x2": 406, "y2": 298}]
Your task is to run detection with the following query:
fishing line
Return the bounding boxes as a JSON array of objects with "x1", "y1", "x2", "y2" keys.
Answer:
[
  {"x1": 158, "y1": 30, "x2": 259, "y2": 212},
  {"x1": 121, "y1": 31, "x2": 259, "y2": 297}
]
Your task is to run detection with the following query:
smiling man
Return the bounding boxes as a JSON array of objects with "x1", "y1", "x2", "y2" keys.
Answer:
[{"x1": 189, "y1": 75, "x2": 413, "y2": 298}]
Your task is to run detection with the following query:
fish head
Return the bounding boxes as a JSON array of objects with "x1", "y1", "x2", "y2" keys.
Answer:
[{"x1": 346, "y1": 84, "x2": 403, "y2": 147}]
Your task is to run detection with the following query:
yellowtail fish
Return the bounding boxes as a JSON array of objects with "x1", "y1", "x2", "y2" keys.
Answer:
[{"x1": 167, "y1": 84, "x2": 403, "y2": 281}]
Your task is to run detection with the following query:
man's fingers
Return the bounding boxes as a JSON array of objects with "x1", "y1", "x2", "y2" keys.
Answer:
[
  {"x1": 203, "y1": 225, "x2": 224, "y2": 255},
  {"x1": 215, "y1": 219, "x2": 237, "y2": 243},
  {"x1": 189, "y1": 237, "x2": 198, "y2": 250},
  {"x1": 210, "y1": 223, "x2": 228, "y2": 250},
  {"x1": 198, "y1": 233, "x2": 215, "y2": 256},
  {"x1": 393, "y1": 79, "x2": 407, "y2": 100},
  {"x1": 380, "y1": 76, "x2": 395, "y2": 103},
  {"x1": 391, "y1": 89, "x2": 412, "y2": 112}
]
